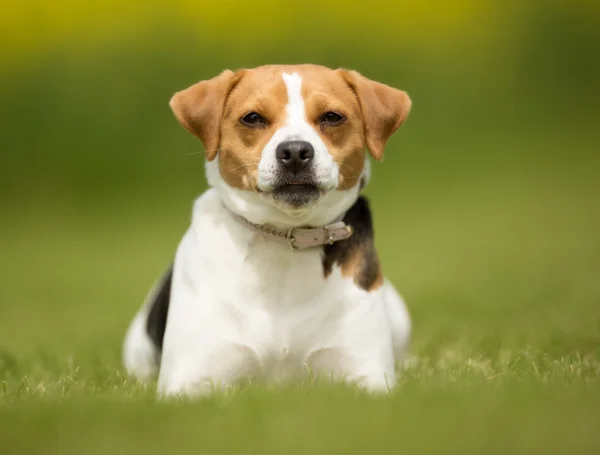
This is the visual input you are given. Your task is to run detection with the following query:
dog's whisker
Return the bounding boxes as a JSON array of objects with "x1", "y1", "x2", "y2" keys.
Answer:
[
  {"x1": 184, "y1": 151, "x2": 206, "y2": 157},
  {"x1": 337, "y1": 163, "x2": 362, "y2": 177},
  {"x1": 221, "y1": 162, "x2": 262, "y2": 175},
  {"x1": 184, "y1": 148, "x2": 223, "y2": 158}
]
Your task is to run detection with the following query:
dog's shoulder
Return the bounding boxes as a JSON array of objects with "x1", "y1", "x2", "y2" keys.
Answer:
[{"x1": 322, "y1": 196, "x2": 383, "y2": 292}]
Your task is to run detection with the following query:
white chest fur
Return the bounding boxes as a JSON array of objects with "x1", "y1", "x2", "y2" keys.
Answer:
[{"x1": 152, "y1": 189, "x2": 411, "y2": 397}]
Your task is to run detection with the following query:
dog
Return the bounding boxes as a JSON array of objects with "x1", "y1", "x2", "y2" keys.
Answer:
[{"x1": 122, "y1": 64, "x2": 412, "y2": 398}]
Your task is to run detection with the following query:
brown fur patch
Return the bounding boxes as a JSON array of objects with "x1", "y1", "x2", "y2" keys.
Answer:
[{"x1": 322, "y1": 196, "x2": 383, "y2": 292}]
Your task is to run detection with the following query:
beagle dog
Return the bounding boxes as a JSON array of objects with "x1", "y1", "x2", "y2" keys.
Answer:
[{"x1": 123, "y1": 64, "x2": 412, "y2": 398}]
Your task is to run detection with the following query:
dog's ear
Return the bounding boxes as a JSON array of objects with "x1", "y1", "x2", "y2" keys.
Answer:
[
  {"x1": 338, "y1": 70, "x2": 411, "y2": 160},
  {"x1": 169, "y1": 70, "x2": 240, "y2": 161}
]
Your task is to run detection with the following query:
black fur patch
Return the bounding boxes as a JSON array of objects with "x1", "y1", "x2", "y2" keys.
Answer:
[
  {"x1": 322, "y1": 196, "x2": 381, "y2": 291},
  {"x1": 145, "y1": 265, "x2": 173, "y2": 351}
]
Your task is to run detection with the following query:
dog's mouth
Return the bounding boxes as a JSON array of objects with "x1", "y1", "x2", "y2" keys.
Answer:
[{"x1": 271, "y1": 181, "x2": 322, "y2": 208}]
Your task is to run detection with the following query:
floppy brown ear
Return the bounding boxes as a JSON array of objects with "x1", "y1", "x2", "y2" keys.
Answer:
[
  {"x1": 169, "y1": 70, "x2": 240, "y2": 161},
  {"x1": 339, "y1": 70, "x2": 411, "y2": 160}
]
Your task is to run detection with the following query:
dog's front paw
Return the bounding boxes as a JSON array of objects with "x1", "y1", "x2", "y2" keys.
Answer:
[{"x1": 157, "y1": 377, "x2": 221, "y2": 400}]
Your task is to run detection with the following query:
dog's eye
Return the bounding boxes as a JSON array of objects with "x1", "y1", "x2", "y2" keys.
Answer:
[
  {"x1": 320, "y1": 111, "x2": 345, "y2": 126},
  {"x1": 240, "y1": 112, "x2": 267, "y2": 127}
]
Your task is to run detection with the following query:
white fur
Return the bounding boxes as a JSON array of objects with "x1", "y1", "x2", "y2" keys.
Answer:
[
  {"x1": 123, "y1": 71, "x2": 411, "y2": 398},
  {"x1": 123, "y1": 275, "x2": 167, "y2": 381},
  {"x1": 153, "y1": 188, "x2": 410, "y2": 397},
  {"x1": 123, "y1": 307, "x2": 157, "y2": 381}
]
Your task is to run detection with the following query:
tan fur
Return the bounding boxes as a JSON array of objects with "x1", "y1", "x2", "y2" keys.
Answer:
[
  {"x1": 328, "y1": 246, "x2": 383, "y2": 292},
  {"x1": 339, "y1": 69, "x2": 412, "y2": 160},
  {"x1": 169, "y1": 70, "x2": 241, "y2": 161},
  {"x1": 169, "y1": 64, "x2": 411, "y2": 189},
  {"x1": 340, "y1": 250, "x2": 384, "y2": 291},
  {"x1": 219, "y1": 67, "x2": 288, "y2": 189}
]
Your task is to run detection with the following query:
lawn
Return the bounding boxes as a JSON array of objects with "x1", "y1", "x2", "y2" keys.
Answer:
[{"x1": 1, "y1": 128, "x2": 599, "y2": 453}]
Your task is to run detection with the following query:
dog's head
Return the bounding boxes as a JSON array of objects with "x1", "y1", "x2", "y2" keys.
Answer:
[{"x1": 170, "y1": 64, "x2": 411, "y2": 227}]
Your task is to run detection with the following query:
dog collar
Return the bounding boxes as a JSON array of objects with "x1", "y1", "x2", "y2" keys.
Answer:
[{"x1": 231, "y1": 212, "x2": 354, "y2": 250}]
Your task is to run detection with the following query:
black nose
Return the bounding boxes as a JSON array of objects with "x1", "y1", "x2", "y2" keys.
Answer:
[{"x1": 275, "y1": 140, "x2": 314, "y2": 173}]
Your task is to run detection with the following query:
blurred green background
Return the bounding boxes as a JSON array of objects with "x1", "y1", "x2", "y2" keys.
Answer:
[{"x1": 1, "y1": 1, "x2": 600, "y2": 453}]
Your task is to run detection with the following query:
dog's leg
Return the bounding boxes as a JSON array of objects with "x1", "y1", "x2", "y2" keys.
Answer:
[
  {"x1": 122, "y1": 266, "x2": 172, "y2": 381},
  {"x1": 122, "y1": 307, "x2": 159, "y2": 381},
  {"x1": 157, "y1": 342, "x2": 261, "y2": 399},
  {"x1": 307, "y1": 292, "x2": 398, "y2": 394},
  {"x1": 308, "y1": 345, "x2": 396, "y2": 393}
]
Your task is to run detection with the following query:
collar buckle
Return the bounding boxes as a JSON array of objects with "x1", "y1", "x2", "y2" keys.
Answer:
[
  {"x1": 324, "y1": 224, "x2": 337, "y2": 245},
  {"x1": 322, "y1": 222, "x2": 354, "y2": 247}
]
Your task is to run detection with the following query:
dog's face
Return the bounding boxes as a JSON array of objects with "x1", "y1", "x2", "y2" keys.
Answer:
[{"x1": 170, "y1": 65, "x2": 411, "y2": 224}]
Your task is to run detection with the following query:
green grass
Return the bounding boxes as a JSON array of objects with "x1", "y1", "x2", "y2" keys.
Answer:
[{"x1": 1, "y1": 130, "x2": 599, "y2": 454}]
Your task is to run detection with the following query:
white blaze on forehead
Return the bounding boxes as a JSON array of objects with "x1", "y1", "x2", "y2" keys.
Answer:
[{"x1": 282, "y1": 72, "x2": 306, "y2": 129}]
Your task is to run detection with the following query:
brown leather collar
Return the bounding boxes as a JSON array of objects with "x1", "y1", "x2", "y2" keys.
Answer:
[{"x1": 231, "y1": 212, "x2": 354, "y2": 250}]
